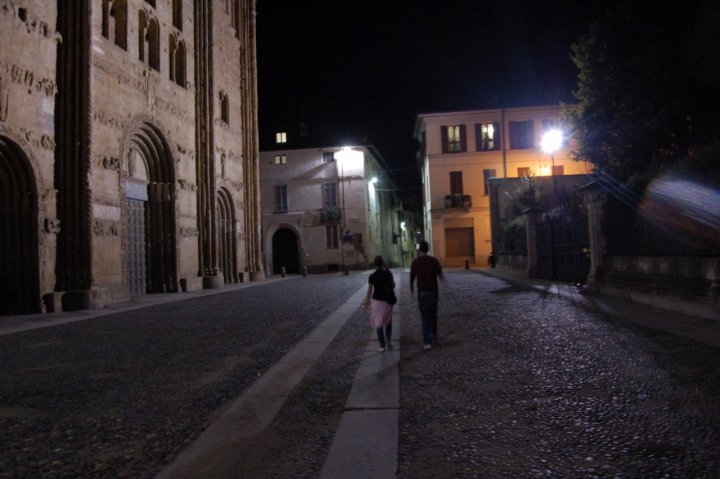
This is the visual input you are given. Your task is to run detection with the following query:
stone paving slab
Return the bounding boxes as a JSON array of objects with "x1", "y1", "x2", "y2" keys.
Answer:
[
  {"x1": 319, "y1": 409, "x2": 399, "y2": 479},
  {"x1": 320, "y1": 276, "x2": 403, "y2": 478},
  {"x1": 158, "y1": 282, "x2": 369, "y2": 478}
]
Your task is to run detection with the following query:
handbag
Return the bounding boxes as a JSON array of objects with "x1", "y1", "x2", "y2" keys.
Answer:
[{"x1": 388, "y1": 290, "x2": 397, "y2": 305}]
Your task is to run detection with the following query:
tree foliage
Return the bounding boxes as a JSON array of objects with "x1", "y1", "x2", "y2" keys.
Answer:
[{"x1": 568, "y1": 0, "x2": 720, "y2": 186}]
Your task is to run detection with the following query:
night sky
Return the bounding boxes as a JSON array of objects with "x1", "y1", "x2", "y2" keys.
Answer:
[{"x1": 255, "y1": 1, "x2": 608, "y2": 198}]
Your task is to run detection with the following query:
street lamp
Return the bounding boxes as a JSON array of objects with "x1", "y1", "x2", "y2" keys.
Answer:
[
  {"x1": 334, "y1": 147, "x2": 363, "y2": 275},
  {"x1": 541, "y1": 128, "x2": 563, "y2": 176},
  {"x1": 541, "y1": 129, "x2": 563, "y2": 281}
]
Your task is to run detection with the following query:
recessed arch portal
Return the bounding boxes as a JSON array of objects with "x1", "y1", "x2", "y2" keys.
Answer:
[
  {"x1": 0, "y1": 136, "x2": 40, "y2": 314},
  {"x1": 125, "y1": 122, "x2": 177, "y2": 296},
  {"x1": 217, "y1": 188, "x2": 238, "y2": 283}
]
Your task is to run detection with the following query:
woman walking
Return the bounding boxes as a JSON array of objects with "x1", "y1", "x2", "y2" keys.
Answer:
[{"x1": 363, "y1": 256, "x2": 396, "y2": 352}]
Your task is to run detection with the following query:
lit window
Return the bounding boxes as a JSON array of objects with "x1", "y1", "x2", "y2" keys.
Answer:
[
  {"x1": 274, "y1": 155, "x2": 286, "y2": 165},
  {"x1": 442, "y1": 125, "x2": 466, "y2": 153},
  {"x1": 476, "y1": 122, "x2": 500, "y2": 151},
  {"x1": 274, "y1": 184, "x2": 288, "y2": 212},
  {"x1": 276, "y1": 132, "x2": 287, "y2": 144}
]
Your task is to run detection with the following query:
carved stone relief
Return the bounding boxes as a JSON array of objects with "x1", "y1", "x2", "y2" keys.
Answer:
[
  {"x1": 177, "y1": 179, "x2": 197, "y2": 191},
  {"x1": 43, "y1": 217, "x2": 61, "y2": 233},
  {"x1": 0, "y1": 61, "x2": 57, "y2": 97},
  {"x1": 93, "y1": 219, "x2": 119, "y2": 236},
  {"x1": 180, "y1": 226, "x2": 199, "y2": 238},
  {"x1": 101, "y1": 156, "x2": 121, "y2": 171}
]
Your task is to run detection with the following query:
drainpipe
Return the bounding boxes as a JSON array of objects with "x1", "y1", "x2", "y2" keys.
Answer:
[{"x1": 501, "y1": 108, "x2": 507, "y2": 178}]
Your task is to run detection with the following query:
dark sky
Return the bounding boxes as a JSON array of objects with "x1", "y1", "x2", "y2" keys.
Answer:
[{"x1": 256, "y1": 1, "x2": 607, "y2": 197}]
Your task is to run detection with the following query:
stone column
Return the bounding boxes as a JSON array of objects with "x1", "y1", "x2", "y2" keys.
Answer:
[
  {"x1": 522, "y1": 207, "x2": 543, "y2": 279},
  {"x1": 55, "y1": 0, "x2": 94, "y2": 311},
  {"x1": 579, "y1": 181, "x2": 607, "y2": 293},
  {"x1": 242, "y1": 0, "x2": 265, "y2": 281},
  {"x1": 194, "y1": 0, "x2": 220, "y2": 288}
]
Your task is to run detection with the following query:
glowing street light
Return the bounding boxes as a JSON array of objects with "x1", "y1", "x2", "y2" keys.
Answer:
[
  {"x1": 541, "y1": 129, "x2": 563, "y2": 176},
  {"x1": 334, "y1": 147, "x2": 363, "y2": 275}
]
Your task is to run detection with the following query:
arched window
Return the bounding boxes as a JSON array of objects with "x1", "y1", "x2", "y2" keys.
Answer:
[
  {"x1": 147, "y1": 18, "x2": 160, "y2": 71},
  {"x1": 220, "y1": 91, "x2": 229, "y2": 124},
  {"x1": 138, "y1": 10, "x2": 148, "y2": 63},
  {"x1": 102, "y1": 0, "x2": 127, "y2": 50},
  {"x1": 139, "y1": 11, "x2": 160, "y2": 71},
  {"x1": 172, "y1": 0, "x2": 182, "y2": 30},
  {"x1": 175, "y1": 40, "x2": 186, "y2": 87},
  {"x1": 169, "y1": 34, "x2": 186, "y2": 87},
  {"x1": 169, "y1": 34, "x2": 177, "y2": 82}
]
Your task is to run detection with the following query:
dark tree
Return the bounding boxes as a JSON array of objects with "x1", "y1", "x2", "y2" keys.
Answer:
[{"x1": 568, "y1": 0, "x2": 720, "y2": 187}]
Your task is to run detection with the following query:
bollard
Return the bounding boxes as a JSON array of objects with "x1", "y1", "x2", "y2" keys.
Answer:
[
  {"x1": 281, "y1": 266, "x2": 286, "y2": 277},
  {"x1": 343, "y1": 267, "x2": 349, "y2": 276},
  {"x1": 302, "y1": 266, "x2": 307, "y2": 277},
  {"x1": 464, "y1": 259, "x2": 469, "y2": 270}
]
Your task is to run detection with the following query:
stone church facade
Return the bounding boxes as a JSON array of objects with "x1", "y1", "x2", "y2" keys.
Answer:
[{"x1": 0, "y1": 0, "x2": 264, "y2": 315}]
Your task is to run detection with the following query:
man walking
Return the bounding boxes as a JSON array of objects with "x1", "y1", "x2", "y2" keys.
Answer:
[{"x1": 410, "y1": 240, "x2": 443, "y2": 350}]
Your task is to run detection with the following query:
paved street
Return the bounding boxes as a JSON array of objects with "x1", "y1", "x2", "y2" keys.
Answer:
[{"x1": 1, "y1": 269, "x2": 719, "y2": 478}]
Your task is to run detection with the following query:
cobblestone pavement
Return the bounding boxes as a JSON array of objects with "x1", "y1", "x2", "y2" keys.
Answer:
[
  {"x1": 0, "y1": 273, "x2": 368, "y2": 478},
  {"x1": 398, "y1": 270, "x2": 720, "y2": 479},
  {"x1": 2, "y1": 270, "x2": 719, "y2": 478}
]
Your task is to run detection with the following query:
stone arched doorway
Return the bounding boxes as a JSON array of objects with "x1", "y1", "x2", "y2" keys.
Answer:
[
  {"x1": 217, "y1": 188, "x2": 237, "y2": 283},
  {"x1": 125, "y1": 122, "x2": 177, "y2": 296},
  {"x1": 272, "y1": 228, "x2": 299, "y2": 274},
  {"x1": 0, "y1": 136, "x2": 40, "y2": 314}
]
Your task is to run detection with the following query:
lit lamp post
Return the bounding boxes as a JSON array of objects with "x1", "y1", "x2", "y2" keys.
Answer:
[
  {"x1": 540, "y1": 129, "x2": 563, "y2": 280},
  {"x1": 334, "y1": 147, "x2": 362, "y2": 275},
  {"x1": 541, "y1": 128, "x2": 563, "y2": 203},
  {"x1": 541, "y1": 128, "x2": 563, "y2": 176}
]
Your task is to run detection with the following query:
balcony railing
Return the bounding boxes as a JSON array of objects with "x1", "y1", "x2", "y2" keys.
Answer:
[
  {"x1": 444, "y1": 194, "x2": 472, "y2": 211},
  {"x1": 319, "y1": 206, "x2": 342, "y2": 223}
]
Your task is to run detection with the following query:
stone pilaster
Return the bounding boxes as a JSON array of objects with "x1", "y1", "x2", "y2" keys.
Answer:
[
  {"x1": 523, "y1": 207, "x2": 544, "y2": 279},
  {"x1": 579, "y1": 181, "x2": 607, "y2": 293},
  {"x1": 55, "y1": 0, "x2": 94, "y2": 310},
  {"x1": 194, "y1": 0, "x2": 219, "y2": 286}
]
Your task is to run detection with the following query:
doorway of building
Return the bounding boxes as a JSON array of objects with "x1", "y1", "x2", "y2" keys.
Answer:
[
  {"x1": 0, "y1": 136, "x2": 40, "y2": 314},
  {"x1": 125, "y1": 123, "x2": 177, "y2": 297},
  {"x1": 272, "y1": 228, "x2": 299, "y2": 274},
  {"x1": 445, "y1": 227, "x2": 475, "y2": 266}
]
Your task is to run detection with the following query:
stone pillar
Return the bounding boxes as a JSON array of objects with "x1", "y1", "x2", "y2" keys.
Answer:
[
  {"x1": 522, "y1": 207, "x2": 543, "y2": 279},
  {"x1": 242, "y1": 0, "x2": 265, "y2": 282},
  {"x1": 194, "y1": 0, "x2": 219, "y2": 287},
  {"x1": 579, "y1": 181, "x2": 607, "y2": 293}
]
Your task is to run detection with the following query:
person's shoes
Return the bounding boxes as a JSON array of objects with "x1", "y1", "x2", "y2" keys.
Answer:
[
  {"x1": 423, "y1": 344, "x2": 432, "y2": 350},
  {"x1": 387, "y1": 343, "x2": 394, "y2": 350},
  {"x1": 378, "y1": 346, "x2": 386, "y2": 352}
]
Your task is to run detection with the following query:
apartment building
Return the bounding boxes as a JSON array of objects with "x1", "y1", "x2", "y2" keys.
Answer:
[
  {"x1": 260, "y1": 143, "x2": 409, "y2": 274},
  {"x1": 414, "y1": 105, "x2": 593, "y2": 266}
]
